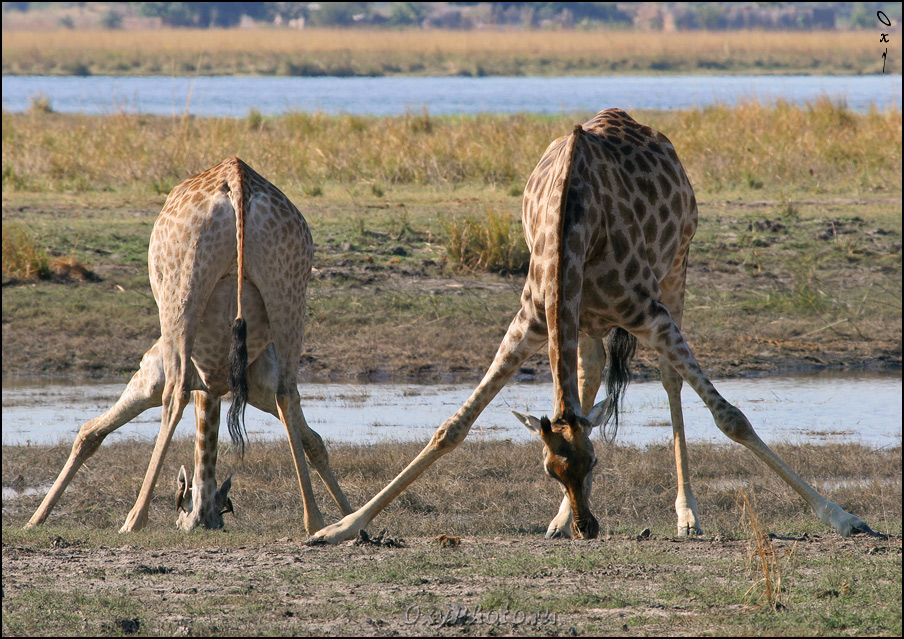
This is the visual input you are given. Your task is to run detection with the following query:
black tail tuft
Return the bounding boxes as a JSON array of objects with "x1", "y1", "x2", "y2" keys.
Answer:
[
  {"x1": 227, "y1": 317, "x2": 249, "y2": 457},
  {"x1": 600, "y1": 327, "x2": 637, "y2": 443}
]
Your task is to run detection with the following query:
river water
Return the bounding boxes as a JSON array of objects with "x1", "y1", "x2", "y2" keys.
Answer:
[
  {"x1": 2, "y1": 372, "x2": 900, "y2": 448},
  {"x1": 2, "y1": 74, "x2": 900, "y2": 117}
]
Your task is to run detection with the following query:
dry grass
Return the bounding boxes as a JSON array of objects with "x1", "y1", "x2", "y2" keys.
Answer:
[
  {"x1": 2, "y1": 437, "x2": 900, "y2": 539},
  {"x1": 1, "y1": 28, "x2": 879, "y2": 57},
  {"x1": 445, "y1": 206, "x2": 530, "y2": 274},
  {"x1": 1, "y1": 28, "x2": 891, "y2": 76},
  {"x1": 1, "y1": 222, "x2": 50, "y2": 280},
  {"x1": 2, "y1": 101, "x2": 900, "y2": 200},
  {"x1": 734, "y1": 490, "x2": 798, "y2": 611}
]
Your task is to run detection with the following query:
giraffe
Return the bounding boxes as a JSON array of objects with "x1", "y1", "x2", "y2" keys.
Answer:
[
  {"x1": 25, "y1": 157, "x2": 352, "y2": 534},
  {"x1": 308, "y1": 109, "x2": 876, "y2": 544}
]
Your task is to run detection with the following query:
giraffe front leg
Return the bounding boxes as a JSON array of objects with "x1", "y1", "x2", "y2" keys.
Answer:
[
  {"x1": 121, "y1": 380, "x2": 192, "y2": 533},
  {"x1": 176, "y1": 391, "x2": 233, "y2": 531},
  {"x1": 26, "y1": 343, "x2": 165, "y2": 528},
  {"x1": 537, "y1": 333, "x2": 603, "y2": 539},
  {"x1": 308, "y1": 308, "x2": 546, "y2": 545},
  {"x1": 546, "y1": 491, "x2": 574, "y2": 539},
  {"x1": 640, "y1": 306, "x2": 877, "y2": 538}
]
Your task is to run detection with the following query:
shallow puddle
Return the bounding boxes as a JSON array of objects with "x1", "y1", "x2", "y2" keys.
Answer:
[{"x1": 2, "y1": 371, "x2": 900, "y2": 449}]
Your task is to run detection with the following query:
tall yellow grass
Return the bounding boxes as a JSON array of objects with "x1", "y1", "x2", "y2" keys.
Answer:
[
  {"x1": 1, "y1": 28, "x2": 891, "y2": 75},
  {"x1": 1, "y1": 28, "x2": 877, "y2": 56},
  {"x1": 2, "y1": 101, "x2": 900, "y2": 198}
]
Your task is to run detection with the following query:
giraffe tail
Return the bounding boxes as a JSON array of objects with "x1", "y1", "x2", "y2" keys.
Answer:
[
  {"x1": 224, "y1": 157, "x2": 249, "y2": 456},
  {"x1": 600, "y1": 327, "x2": 637, "y2": 443}
]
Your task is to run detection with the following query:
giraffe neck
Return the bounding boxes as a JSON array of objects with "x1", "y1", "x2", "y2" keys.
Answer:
[{"x1": 548, "y1": 125, "x2": 584, "y2": 419}]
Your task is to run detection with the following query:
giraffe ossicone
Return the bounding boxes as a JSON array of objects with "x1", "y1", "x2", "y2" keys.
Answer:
[
  {"x1": 307, "y1": 109, "x2": 877, "y2": 545},
  {"x1": 25, "y1": 157, "x2": 352, "y2": 534}
]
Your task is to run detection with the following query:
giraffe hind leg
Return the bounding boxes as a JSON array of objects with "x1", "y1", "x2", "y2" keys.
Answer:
[
  {"x1": 660, "y1": 358, "x2": 702, "y2": 536},
  {"x1": 120, "y1": 330, "x2": 198, "y2": 533},
  {"x1": 26, "y1": 341, "x2": 166, "y2": 528},
  {"x1": 247, "y1": 347, "x2": 353, "y2": 517},
  {"x1": 634, "y1": 303, "x2": 876, "y2": 538}
]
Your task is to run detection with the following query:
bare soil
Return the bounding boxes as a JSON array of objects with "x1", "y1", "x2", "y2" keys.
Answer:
[{"x1": 2, "y1": 532, "x2": 901, "y2": 636}]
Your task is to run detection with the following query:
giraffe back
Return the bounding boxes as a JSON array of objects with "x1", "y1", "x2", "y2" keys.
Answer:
[{"x1": 521, "y1": 109, "x2": 698, "y2": 332}]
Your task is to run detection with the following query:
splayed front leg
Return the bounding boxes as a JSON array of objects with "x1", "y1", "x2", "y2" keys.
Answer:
[{"x1": 26, "y1": 343, "x2": 165, "y2": 529}]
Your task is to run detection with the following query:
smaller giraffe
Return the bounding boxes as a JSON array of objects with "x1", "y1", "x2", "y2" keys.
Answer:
[
  {"x1": 26, "y1": 157, "x2": 352, "y2": 534},
  {"x1": 308, "y1": 110, "x2": 876, "y2": 545}
]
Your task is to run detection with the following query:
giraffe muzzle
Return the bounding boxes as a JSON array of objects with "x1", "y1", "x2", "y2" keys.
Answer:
[{"x1": 572, "y1": 514, "x2": 600, "y2": 540}]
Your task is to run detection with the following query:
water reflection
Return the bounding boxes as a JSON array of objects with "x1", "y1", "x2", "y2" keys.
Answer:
[{"x1": 2, "y1": 372, "x2": 900, "y2": 448}]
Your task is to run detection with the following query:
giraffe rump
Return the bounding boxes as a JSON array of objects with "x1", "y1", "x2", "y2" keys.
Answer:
[{"x1": 601, "y1": 327, "x2": 637, "y2": 443}]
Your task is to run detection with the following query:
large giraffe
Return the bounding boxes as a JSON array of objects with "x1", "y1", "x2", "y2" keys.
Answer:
[
  {"x1": 309, "y1": 109, "x2": 876, "y2": 544},
  {"x1": 26, "y1": 157, "x2": 352, "y2": 534}
]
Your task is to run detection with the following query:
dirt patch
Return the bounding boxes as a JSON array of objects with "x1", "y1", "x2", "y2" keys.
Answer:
[{"x1": 3, "y1": 533, "x2": 900, "y2": 636}]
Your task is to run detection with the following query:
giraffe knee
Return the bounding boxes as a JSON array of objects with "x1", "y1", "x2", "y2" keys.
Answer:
[
  {"x1": 431, "y1": 420, "x2": 467, "y2": 453},
  {"x1": 716, "y1": 404, "x2": 754, "y2": 443},
  {"x1": 302, "y1": 430, "x2": 330, "y2": 468},
  {"x1": 72, "y1": 429, "x2": 104, "y2": 459}
]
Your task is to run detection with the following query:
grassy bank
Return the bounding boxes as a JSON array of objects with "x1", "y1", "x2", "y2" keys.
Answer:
[
  {"x1": 2, "y1": 439, "x2": 901, "y2": 635},
  {"x1": 2, "y1": 28, "x2": 894, "y2": 77},
  {"x1": 3, "y1": 100, "x2": 900, "y2": 199}
]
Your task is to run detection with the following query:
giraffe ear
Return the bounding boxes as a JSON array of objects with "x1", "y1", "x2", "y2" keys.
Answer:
[
  {"x1": 584, "y1": 396, "x2": 613, "y2": 432},
  {"x1": 214, "y1": 476, "x2": 233, "y2": 514},
  {"x1": 175, "y1": 465, "x2": 189, "y2": 512},
  {"x1": 512, "y1": 410, "x2": 544, "y2": 436}
]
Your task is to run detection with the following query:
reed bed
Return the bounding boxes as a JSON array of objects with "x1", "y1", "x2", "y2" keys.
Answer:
[
  {"x1": 2, "y1": 100, "x2": 900, "y2": 199},
  {"x1": 1, "y1": 28, "x2": 891, "y2": 76}
]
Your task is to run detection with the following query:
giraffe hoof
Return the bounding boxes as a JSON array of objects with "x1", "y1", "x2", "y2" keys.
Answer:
[
  {"x1": 677, "y1": 524, "x2": 703, "y2": 537},
  {"x1": 545, "y1": 528, "x2": 572, "y2": 540},
  {"x1": 844, "y1": 519, "x2": 882, "y2": 538}
]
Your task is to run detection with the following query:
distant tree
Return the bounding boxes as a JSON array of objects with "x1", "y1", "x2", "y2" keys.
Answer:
[
  {"x1": 307, "y1": 2, "x2": 368, "y2": 27},
  {"x1": 519, "y1": 2, "x2": 630, "y2": 27},
  {"x1": 100, "y1": 8, "x2": 123, "y2": 29},
  {"x1": 58, "y1": 15, "x2": 76, "y2": 29},
  {"x1": 848, "y1": 2, "x2": 874, "y2": 28},
  {"x1": 692, "y1": 3, "x2": 726, "y2": 30},
  {"x1": 388, "y1": 2, "x2": 427, "y2": 26},
  {"x1": 136, "y1": 2, "x2": 267, "y2": 27}
]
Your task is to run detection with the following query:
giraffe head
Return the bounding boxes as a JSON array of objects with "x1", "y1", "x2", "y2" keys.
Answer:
[
  {"x1": 175, "y1": 465, "x2": 234, "y2": 531},
  {"x1": 513, "y1": 398, "x2": 610, "y2": 539}
]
